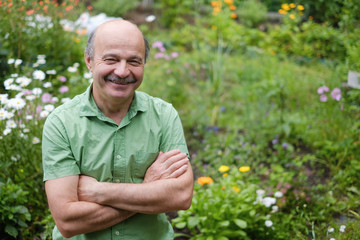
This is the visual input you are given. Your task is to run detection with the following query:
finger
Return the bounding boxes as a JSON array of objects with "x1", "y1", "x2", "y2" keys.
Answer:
[
  {"x1": 165, "y1": 153, "x2": 188, "y2": 166},
  {"x1": 167, "y1": 157, "x2": 188, "y2": 174},
  {"x1": 168, "y1": 164, "x2": 188, "y2": 179}
]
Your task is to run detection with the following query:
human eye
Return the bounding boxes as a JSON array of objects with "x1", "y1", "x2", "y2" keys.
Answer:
[{"x1": 128, "y1": 58, "x2": 142, "y2": 66}]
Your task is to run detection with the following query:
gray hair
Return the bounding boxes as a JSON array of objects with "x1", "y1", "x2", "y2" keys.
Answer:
[{"x1": 85, "y1": 25, "x2": 150, "y2": 63}]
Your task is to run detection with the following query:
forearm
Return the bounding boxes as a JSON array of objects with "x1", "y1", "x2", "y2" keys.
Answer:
[
  {"x1": 89, "y1": 165, "x2": 193, "y2": 214},
  {"x1": 45, "y1": 176, "x2": 135, "y2": 238},
  {"x1": 54, "y1": 201, "x2": 134, "y2": 238}
]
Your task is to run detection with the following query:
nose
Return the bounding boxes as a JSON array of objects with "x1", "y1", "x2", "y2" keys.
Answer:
[{"x1": 114, "y1": 60, "x2": 130, "y2": 78}]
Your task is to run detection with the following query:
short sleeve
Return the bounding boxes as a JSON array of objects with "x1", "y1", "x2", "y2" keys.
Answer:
[
  {"x1": 160, "y1": 106, "x2": 189, "y2": 157},
  {"x1": 42, "y1": 115, "x2": 80, "y2": 181}
]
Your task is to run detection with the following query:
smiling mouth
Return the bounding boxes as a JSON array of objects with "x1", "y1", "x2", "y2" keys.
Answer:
[{"x1": 105, "y1": 75, "x2": 136, "y2": 85}]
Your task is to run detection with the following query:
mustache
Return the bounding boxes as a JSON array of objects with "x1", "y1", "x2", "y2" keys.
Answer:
[{"x1": 104, "y1": 74, "x2": 136, "y2": 84}]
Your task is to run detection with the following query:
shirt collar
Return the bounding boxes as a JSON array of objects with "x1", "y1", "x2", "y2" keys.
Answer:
[{"x1": 79, "y1": 85, "x2": 148, "y2": 118}]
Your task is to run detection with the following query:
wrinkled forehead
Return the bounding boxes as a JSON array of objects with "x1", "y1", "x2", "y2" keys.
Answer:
[{"x1": 94, "y1": 20, "x2": 145, "y2": 57}]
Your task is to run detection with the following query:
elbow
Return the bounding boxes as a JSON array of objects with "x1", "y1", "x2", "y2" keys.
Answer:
[
  {"x1": 56, "y1": 221, "x2": 78, "y2": 238},
  {"x1": 176, "y1": 188, "x2": 193, "y2": 210}
]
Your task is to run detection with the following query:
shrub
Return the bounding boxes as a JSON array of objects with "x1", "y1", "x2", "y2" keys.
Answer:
[
  {"x1": 0, "y1": 179, "x2": 31, "y2": 239},
  {"x1": 237, "y1": 0, "x2": 268, "y2": 28},
  {"x1": 92, "y1": 0, "x2": 138, "y2": 17},
  {"x1": 172, "y1": 167, "x2": 286, "y2": 239}
]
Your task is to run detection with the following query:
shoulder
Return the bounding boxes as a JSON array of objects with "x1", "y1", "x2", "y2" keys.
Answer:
[
  {"x1": 45, "y1": 92, "x2": 85, "y2": 124},
  {"x1": 136, "y1": 91, "x2": 176, "y2": 114}
]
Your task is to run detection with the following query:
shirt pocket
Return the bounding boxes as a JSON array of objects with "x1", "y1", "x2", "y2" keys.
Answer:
[{"x1": 132, "y1": 151, "x2": 159, "y2": 183}]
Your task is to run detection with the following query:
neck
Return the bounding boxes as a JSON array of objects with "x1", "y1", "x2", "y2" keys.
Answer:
[{"x1": 92, "y1": 91, "x2": 134, "y2": 125}]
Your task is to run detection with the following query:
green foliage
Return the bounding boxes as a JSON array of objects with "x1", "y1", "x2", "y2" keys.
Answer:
[
  {"x1": 0, "y1": 179, "x2": 31, "y2": 238},
  {"x1": 92, "y1": 0, "x2": 138, "y2": 17},
  {"x1": 172, "y1": 168, "x2": 283, "y2": 239},
  {"x1": 0, "y1": 0, "x2": 86, "y2": 73},
  {"x1": 237, "y1": 0, "x2": 268, "y2": 28}
]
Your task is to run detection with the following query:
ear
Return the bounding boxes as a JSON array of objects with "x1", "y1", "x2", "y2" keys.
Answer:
[{"x1": 84, "y1": 52, "x2": 92, "y2": 72}]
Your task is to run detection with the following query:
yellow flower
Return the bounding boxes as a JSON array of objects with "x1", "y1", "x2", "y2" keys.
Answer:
[
  {"x1": 223, "y1": 173, "x2": 228, "y2": 177},
  {"x1": 239, "y1": 166, "x2": 250, "y2": 173},
  {"x1": 289, "y1": 3, "x2": 296, "y2": 8},
  {"x1": 297, "y1": 5, "x2": 304, "y2": 11},
  {"x1": 278, "y1": 9, "x2": 287, "y2": 15},
  {"x1": 219, "y1": 165, "x2": 230, "y2": 173},
  {"x1": 289, "y1": 14, "x2": 296, "y2": 20},
  {"x1": 281, "y1": 3, "x2": 290, "y2": 11},
  {"x1": 232, "y1": 186, "x2": 240, "y2": 192},
  {"x1": 197, "y1": 176, "x2": 213, "y2": 186},
  {"x1": 224, "y1": 0, "x2": 233, "y2": 5}
]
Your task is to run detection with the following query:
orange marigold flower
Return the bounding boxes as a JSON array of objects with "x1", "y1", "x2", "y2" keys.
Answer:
[
  {"x1": 289, "y1": 14, "x2": 295, "y2": 19},
  {"x1": 224, "y1": 0, "x2": 233, "y2": 5},
  {"x1": 278, "y1": 9, "x2": 287, "y2": 15},
  {"x1": 26, "y1": 9, "x2": 35, "y2": 15},
  {"x1": 197, "y1": 176, "x2": 213, "y2": 186},
  {"x1": 213, "y1": 7, "x2": 221, "y2": 12},
  {"x1": 230, "y1": 13, "x2": 237, "y2": 19},
  {"x1": 239, "y1": 166, "x2": 250, "y2": 173},
  {"x1": 211, "y1": 1, "x2": 221, "y2": 7},
  {"x1": 66, "y1": 5, "x2": 73, "y2": 11},
  {"x1": 289, "y1": 3, "x2": 296, "y2": 8},
  {"x1": 229, "y1": 5, "x2": 236, "y2": 11},
  {"x1": 222, "y1": 173, "x2": 228, "y2": 177}
]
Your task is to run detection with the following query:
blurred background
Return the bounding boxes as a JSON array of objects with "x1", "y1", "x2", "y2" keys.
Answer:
[{"x1": 0, "y1": 0, "x2": 359, "y2": 239}]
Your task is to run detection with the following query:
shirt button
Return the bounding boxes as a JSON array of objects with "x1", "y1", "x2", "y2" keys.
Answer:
[
  {"x1": 115, "y1": 231, "x2": 120, "y2": 235},
  {"x1": 116, "y1": 155, "x2": 121, "y2": 159}
]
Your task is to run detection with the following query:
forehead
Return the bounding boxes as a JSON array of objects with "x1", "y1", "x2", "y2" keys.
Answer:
[{"x1": 94, "y1": 21, "x2": 145, "y2": 58}]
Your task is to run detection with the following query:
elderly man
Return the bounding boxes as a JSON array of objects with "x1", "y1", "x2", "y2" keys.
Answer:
[{"x1": 42, "y1": 19, "x2": 193, "y2": 239}]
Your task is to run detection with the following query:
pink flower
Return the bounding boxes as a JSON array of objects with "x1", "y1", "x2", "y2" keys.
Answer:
[
  {"x1": 152, "y1": 41, "x2": 164, "y2": 49},
  {"x1": 59, "y1": 76, "x2": 67, "y2": 82},
  {"x1": 317, "y1": 85, "x2": 329, "y2": 94},
  {"x1": 154, "y1": 52, "x2": 165, "y2": 59},
  {"x1": 41, "y1": 93, "x2": 53, "y2": 103},
  {"x1": 59, "y1": 86, "x2": 69, "y2": 94},
  {"x1": 331, "y1": 88, "x2": 341, "y2": 101},
  {"x1": 36, "y1": 105, "x2": 43, "y2": 113},
  {"x1": 171, "y1": 52, "x2": 179, "y2": 58},
  {"x1": 320, "y1": 94, "x2": 328, "y2": 102}
]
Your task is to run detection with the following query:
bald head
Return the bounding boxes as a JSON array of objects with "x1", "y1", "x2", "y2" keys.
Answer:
[{"x1": 85, "y1": 19, "x2": 150, "y2": 62}]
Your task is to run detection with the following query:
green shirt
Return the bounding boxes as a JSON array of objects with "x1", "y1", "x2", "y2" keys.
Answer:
[{"x1": 42, "y1": 86, "x2": 189, "y2": 240}]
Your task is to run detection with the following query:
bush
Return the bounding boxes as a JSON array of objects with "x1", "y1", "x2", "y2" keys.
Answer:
[
  {"x1": 0, "y1": 179, "x2": 31, "y2": 239},
  {"x1": 92, "y1": 0, "x2": 138, "y2": 17},
  {"x1": 172, "y1": 166, "x2": 286, "y2": 239},
  {"x1": 237, "y1": 0, "x2": 268, "y2": 28}
]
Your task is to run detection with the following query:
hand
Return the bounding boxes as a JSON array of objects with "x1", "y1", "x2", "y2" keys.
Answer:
[
  {"x1": 144, "y1": 149, "x2": 189, "y2": 183},
  {"x1": 78, "y1": 175, "x2": 99, "y2": 202}
]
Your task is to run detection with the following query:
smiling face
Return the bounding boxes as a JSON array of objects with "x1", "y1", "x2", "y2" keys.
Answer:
[{"x1": 85, "y1": 20, "x2": 146, "y2": 108}]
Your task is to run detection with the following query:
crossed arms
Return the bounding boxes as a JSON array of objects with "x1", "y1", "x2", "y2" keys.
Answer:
[{"x1": 45, "y1": 149, "x2": 193, "y2": 238}]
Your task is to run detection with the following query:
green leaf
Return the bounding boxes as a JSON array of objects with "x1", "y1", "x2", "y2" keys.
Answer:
[
  {"x1": 5, "y1": 224, "x2": 18, "y2": 238},
  {"x1": 234, "y1": 219, "x2": 247, "y2": 229},
  {"x1": 218, "y1": 220, "x2": 230, "y2": 227},
  {"x1": 217, "y1": 236, "x2": 229, "y2": 240},
  {"x1": 187, "y1": 216, "x2": 200, "y2": 228},
  {"x1": 175, "y1": 222, "x2": 186, "y2": 229}
]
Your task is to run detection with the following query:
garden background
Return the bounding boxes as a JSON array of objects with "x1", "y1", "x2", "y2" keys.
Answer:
[{"x1": 1, "y1": 0, "x2": 360, "y2": 239}]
